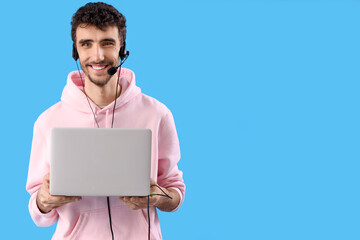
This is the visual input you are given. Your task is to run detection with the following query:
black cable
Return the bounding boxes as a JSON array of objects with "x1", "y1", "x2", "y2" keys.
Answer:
[
  {"x1": 148, "y1": 195, "x2": 150, "y2": 240},
  {"x1": 150, "y1": 193, "x2": 172, "y2": 198},
  {"x1": 147, "y1": 185, "x2": 173, "y2": 240},
  {"x1": 107, "y1": 197, "x2": 115, "y2": 240},
  {"x1": 111, "y1": 66, "x2": 121, "y2": 128},
  {"x1": 111, "y1": 54, "x2": 128, "y2": 128},
  {"x1": 108, "y1": 57, "x2": 127, "y2": 238},
  {"x1": 75, "y1": 61, "x2": 114, "y2": 240},
  {"x1": 151, "y1": 185, "x2": 173, "y2": 199},
  {"x1": 76, "y1": 56, "x2": 160, "y2": 240}
]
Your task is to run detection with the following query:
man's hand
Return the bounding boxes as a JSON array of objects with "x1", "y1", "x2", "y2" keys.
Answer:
[
  {"x1": 36, "y1": 173, "x2": 82, "y2": 214},
  {"x1": 119, "y1": 179, "x2": 180, "y2": 212}
]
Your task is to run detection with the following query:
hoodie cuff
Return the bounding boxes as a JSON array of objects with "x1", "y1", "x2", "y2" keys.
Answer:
[
  {"x1": 29, "y1": 191, "x2": 58, "y2": 227},
  {"x1": 168, "y1": 187, "x2": 184, "y2": 212}
]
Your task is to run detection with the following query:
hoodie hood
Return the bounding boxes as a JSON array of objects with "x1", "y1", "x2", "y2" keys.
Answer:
[{"x1": 61, "y1": 68, "x2": 141, "y2": 113}]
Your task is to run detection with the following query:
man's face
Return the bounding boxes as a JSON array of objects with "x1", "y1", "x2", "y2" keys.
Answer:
[{"x1": 75, "y1": 24, "x2": 121, "y2": 87}]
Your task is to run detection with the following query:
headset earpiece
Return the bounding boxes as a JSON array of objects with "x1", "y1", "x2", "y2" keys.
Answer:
[
  {"x1": 119, "y1": 41, "x2": 129, "y2": 61},
  {"x1": 72, "y1": 44, "x2": 79, "y2": 61}
]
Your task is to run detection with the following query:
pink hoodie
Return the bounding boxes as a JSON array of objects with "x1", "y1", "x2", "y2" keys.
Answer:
[{"x1": 26, "y1": 68, "x2": 185, "y2": 240}]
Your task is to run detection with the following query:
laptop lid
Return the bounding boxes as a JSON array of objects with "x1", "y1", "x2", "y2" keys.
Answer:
[{"x1": 50, "y1": 127, "x2": 151, "y2": 197}]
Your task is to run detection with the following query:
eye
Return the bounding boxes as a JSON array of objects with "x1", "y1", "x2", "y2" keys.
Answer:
[
  {"x1": 81, "y1": 43, "x2": 91, "y2": 47},
  {"x1": 103, "y1": 42, "x2": 114, "y2": 46}
]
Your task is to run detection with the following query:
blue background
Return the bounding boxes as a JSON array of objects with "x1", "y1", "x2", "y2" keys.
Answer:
[{"x1": 1, "y1": 0, "x2": 359, "y2": 239}]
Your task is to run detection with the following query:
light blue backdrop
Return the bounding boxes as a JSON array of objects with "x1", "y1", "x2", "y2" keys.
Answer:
[{"x1": 1, "y1": 0, "x2": 359, "y2": 239}]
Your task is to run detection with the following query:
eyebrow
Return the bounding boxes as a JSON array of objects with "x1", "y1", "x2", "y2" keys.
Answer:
[
  {"x1": 102, "y1": 38, "x2": 117, "y2": 43},
  {"x1": 78, "y1": 38, "x2": 117, "y2": 44},
  {"x1": 78, "y1": 39, "x2": 93, "y2": 44}
]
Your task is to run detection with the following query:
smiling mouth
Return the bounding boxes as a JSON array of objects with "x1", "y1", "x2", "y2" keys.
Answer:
[{"x1": 89, "y1": 64, "x2": 108, "y2": 71}]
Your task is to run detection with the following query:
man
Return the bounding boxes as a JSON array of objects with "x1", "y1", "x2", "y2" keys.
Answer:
[{"x1": 26, "y1": 2, "x2": 185, "y2": 239}]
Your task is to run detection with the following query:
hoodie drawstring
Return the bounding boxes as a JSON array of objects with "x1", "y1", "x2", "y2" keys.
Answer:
[
  {"x1": 106, "y1": 109, "x2": 110, "y2": 128},
  {"x1": 93, "y1": 111, "x2": 98, "y2": 128}
]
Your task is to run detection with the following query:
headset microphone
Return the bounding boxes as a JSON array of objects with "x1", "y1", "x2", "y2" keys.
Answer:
[
  {"x1": 107, "y1": 54, "x2": 129, "y2": 75},
  {"x1": 108, "y1": 42, "x2": 130, "y2": 76},
  {"x1": 107, "y1": 52, "x2": 129, "y2": 76},
  {"x1": 107, "y1": 66, "x2": 119, "y2": 76}
]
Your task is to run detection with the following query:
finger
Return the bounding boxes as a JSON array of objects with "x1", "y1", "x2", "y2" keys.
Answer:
[
  {"x1": 60, "y1": 196, "x2": 82, "y2": 202},
  {"x1": 127, "y1": 197, "x2": 149, "y2": 207},
  {"x1": 43, "y1": 199, "x2": 78, "y2": 210},
  {"x1": 119, "y1": 196, "x2": 128, "y2": 202},
  {"x1": 120, "y1": 196, "x2": 153, "y2": 208},
  {"x1": 39, "y1": 200, "x2": 69, "y2": 212},
  {"x1": 129, "y1": 196, "x2": 147, "y2": 203},
  {"x1": 147, "y1": 196, "x2": 159, "y2": 207},
  {"x1": 150, "y1": 185, "x2": 160, "y2": 194},
  {"x1": 120, "y1": 196, "x2": 130, "y2": 202},
  {"x1": 62, "y1": 196, "x2": 82, "y2": 202},
  {"x1": 119, "y1": 196, "x2": 133, "y2": 204},
  {"x1": 124, "y1": 201, "x2": 141, "y2": 210},
  {"x1": 134, "y1": 196, "x2": 157, "y2": 208},
  {"x1": 42, "y1": 179, "x2": 49, "y2": 189},
  {"x1": 43, "y1": 173, "x2": 50, "y2": 184},
  {"x1": 44, "y1": 173, "x2": 50, "y2": 180},
  {"x1": 59, "y1": 198, "x2": 80, "y2": 205},
  {"x1": 45, "y1": 196, "x2": 81, "y2": 204},
  {"x1": 58, "y1": 196, "x2": 82, "y2": 200},
  {"x1": 38, "y1": 184, "x2": 49, "y2": 197}
]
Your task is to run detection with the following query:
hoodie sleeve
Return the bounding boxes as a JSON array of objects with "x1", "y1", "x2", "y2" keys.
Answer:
[
  {"x1": 26, "y1": 118, "x2": 59, "y2": 227},
  {"x1": 157, "y1": 111, "x2": 185, "y2": 212}
]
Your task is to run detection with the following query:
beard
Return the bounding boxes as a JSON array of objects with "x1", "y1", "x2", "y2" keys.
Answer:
[
  {"x1": 87, "y1": 73, "x2": 112, "y2": 87},
  {"x1": 81, "y1": 60, "x2": 116, "y2": 87}
]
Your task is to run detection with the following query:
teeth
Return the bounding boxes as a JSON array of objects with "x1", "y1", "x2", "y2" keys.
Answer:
[{"x1": 92, "y1": 65, "x2": 106, "y2": 70}]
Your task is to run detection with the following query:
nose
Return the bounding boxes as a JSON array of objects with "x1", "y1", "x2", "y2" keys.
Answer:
[{"x1": 93, "y1": 45, "x2": 105, "y2": 62}]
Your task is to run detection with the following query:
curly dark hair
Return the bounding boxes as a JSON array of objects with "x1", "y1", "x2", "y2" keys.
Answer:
[{"x1": 71, "y1": 2, "x2": 127, "y2": 44}]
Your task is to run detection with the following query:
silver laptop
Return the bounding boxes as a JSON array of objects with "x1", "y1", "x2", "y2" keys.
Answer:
[{"x1": 50, "y1": 128, "x2": 151, "y2": 197}]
